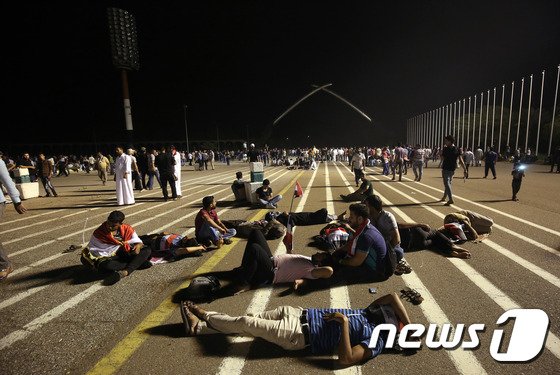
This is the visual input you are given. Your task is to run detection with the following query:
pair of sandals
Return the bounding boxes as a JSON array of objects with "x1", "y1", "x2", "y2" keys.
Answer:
[
  {"x1": 394, "y1": 261, "x2": 412, "y2": 275},
  {"x1": 400, "y1": 288, "x2": 424, "y2": 305}
]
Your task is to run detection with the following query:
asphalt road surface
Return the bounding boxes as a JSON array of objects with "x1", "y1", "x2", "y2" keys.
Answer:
[{"x1": 1, "y1": 160, "x2": 559, "y2": 375}]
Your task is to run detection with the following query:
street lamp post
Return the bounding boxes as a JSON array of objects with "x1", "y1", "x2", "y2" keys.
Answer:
[{"x1": 183, "y1": 105, "x2": 190, "y2": 154}]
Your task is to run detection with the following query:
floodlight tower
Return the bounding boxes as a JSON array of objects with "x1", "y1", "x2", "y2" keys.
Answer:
[{"x1": 107, "y1": 8, "x2": 140, "y2": 143}]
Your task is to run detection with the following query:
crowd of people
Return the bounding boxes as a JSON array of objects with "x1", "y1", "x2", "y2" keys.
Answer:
[{"x1": 0, "y1": 135, "x2": 556, "y2": 367}]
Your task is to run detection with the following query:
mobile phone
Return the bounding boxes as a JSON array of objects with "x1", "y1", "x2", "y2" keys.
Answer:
[{"x1": 369, "y1": 287, "x2": 377, "y2": 294}]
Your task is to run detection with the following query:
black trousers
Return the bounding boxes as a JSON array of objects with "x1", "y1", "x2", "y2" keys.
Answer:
[
  {"x1": 238, "y1": 230, "x2": 274, "y2": 286},
  {"x1": 402, "y1": 227, "x2": 453, "y2": 255},
  {"x1": 160, "y1": 173, "x2": 177, "y2": 199},
  {"x1": 484, "y1": 163, "x2": 496, "y2": 178},
  {"x1": 512, "y1": 178, "x2": 522, "y2": 198},
  {"x1": 98, "y1": 247, "x2": 151, "y2": 274}
]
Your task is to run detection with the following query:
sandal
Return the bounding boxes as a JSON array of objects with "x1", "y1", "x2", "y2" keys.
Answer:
[
  {"x1": 400, "y1": 288, "x2": 424, "y2": 305},
  {"x1": 394, "y1": 260, "x2": 412, "y2": 275}
]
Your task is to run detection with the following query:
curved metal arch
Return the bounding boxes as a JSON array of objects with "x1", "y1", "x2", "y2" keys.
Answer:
[
  {"x1": 273, "y1": 83, "x2": 372, "y2": 125},
  {"x1": 273, "y1": 83, "x2": 332, "y2": 125}
]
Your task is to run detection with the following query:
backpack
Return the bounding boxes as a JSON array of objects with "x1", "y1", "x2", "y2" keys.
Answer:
[{"x1": 183, "y1": 276, "x2": 221, "y2": 302}]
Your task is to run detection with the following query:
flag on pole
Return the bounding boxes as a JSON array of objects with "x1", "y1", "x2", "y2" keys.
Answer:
[
  {"x1": 282, "y1": 215, "x2": 293, "y2": 253},
  {"x1": 294, "y1": 181, "x2": 303, "y2": 198}
]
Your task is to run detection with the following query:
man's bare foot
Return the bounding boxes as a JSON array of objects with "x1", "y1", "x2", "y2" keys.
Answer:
[
  {"x1": 451, "y1": 249, "x2": 471, "y2": 259},
  {"x1": 180, "y1": 301, "x2": 200, "y2": 336},
  {"x1": 293, "y1": 279, "x2": 305, "y2": 290},
  {"x1": 185, "y1": 301, "x2": 208, "y2": 319}
]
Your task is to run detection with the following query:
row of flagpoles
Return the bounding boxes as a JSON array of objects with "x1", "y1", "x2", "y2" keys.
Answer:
[{"x1": 406, "y1": 64, "x2": 560, "y2": 156}]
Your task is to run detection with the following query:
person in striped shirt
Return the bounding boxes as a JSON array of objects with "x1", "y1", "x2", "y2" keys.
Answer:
[{"x1": 179, "y1": 292, "x2": 414, "y2": 366}]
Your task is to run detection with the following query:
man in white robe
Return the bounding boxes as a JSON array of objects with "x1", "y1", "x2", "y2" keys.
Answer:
[
  {"x1": 172, "y1": 145, "x2": 182, "y2": 198},
  {"x1": 115, "y1": 147, "x2": 135, "y2": 205}
]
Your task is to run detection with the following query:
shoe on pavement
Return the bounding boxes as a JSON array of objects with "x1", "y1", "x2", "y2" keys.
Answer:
[
  {"x1": 0, "y1": 266, "x2": 14, "y2": 281},
  {"x1": 444, "y1": 200, "x2": 454, "y2": 206},
  {"x1": 223, "y1": 238, "x2": 233, "y2": 245},
  {"x1": 103, "y1": 270, "x2": 127, "y2": 286}
]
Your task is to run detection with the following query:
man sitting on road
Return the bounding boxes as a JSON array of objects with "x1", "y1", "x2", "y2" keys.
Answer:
[
  {"x1": 231, "y1": 171, "x2": 246, "y2": 201},
  {"x1": 340, "y1": 174, "x2": 374, "y2": 202},
  {"x1": 81, "y1": 210, "x2": 151, "y2": 285},
  {"x1": 256, "y1": 179, "x2": 282, "y2": 208},
  {"x1": 364, "y1": 195, "x2": 411, "y2": 275},
  {"x1": 195, "y1": 196, "x2": 236, "y2": 248},
  {"x1": 332, "y1": 203, "x2": 393, "y2": 282},
  {"x1": 179, "y1": 292, "x2": 415, "y2": 366}
]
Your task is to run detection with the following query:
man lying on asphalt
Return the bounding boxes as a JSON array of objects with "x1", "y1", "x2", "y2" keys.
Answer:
[{"x1": 179, "y1": 292, "x2": 414, "y2": 366}]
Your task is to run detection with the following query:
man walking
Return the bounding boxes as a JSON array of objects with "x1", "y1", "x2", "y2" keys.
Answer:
[
  {"x1": 439, "y1": 135, "x2": 467, "y2": 206},
  {"x1": 171, "y1": 146, "x2": 182, "y2": 198},
  {"x1": 411, "y1": 144, "x2": 425, "y2": 182},
  {"x1": 155, "y1": 146, "x2": 178, "y2": 201},
  {"x1": 350, "y1": 148, "x2": 365, "y2": 186},
  {"x1": 0, "y1": 156, "x2": 27, "y2": 281},
  {"x1": 96, "y1": 152, "x2": 110, "y2": 185},
  {"x1": 392, "y1": 143, "x2": 407, "y2": 181},
  {"x1": 36, "y1": 153, "x2": 58, "y2": 197},
  {"x1": 483, "y1": 146, "x2": 498, "y2": 179}
]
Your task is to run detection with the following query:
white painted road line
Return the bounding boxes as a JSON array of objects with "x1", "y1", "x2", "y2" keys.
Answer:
[
  {"x1": 217, "y1": 164, "x2": 319, "y2": 375},
  {"x1": 335, "y1": 162, "x2": 487, "y2": 375}
]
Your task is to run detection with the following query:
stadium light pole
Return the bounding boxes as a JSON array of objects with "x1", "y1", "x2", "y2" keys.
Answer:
[
  {"x1": 107, "y1": 8, "x2": 140, "y2": 145},
  {"x1": 507, "y1": 81, "x2": 515, "y2": 153},
  {"x1": 515, "y1": 77, "x2": 525, "y2": 151},
  {"x1": 535, "y1": 70, "x2": 545, "y2": 156},
  {"x1": 548, "y1": 65, "x2": 560, "y2": 156},
  {"x1": 498, "y1": 84, "x2": 505, "y2": 154}
]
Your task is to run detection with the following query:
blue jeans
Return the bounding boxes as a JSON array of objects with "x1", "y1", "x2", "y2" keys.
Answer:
[
  {"x1": 197, "y1": 222, "x2": 236, "y2": 243},
  {"x1": 259, "y1": 195, "x2": 282, "y2": 207},
  {"x1": 442, "y1": 169, "x2": 455, "y2": 201}
]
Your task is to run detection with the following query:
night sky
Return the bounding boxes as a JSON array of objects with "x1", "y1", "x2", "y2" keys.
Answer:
[{"x1": 5, "y1": 0, "x2": 560, "y2": 148}]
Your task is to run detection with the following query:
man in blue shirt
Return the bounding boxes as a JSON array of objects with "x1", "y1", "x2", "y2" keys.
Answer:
[
  {"x1": 0, "y1": 155, "x2": 28, "y2": 280},
  {"x1": 180, "y1": 292, "x2": 414, "y2": 366},
  {"x1": 332, "y1": 203, "x2": 390, "y2": 282}
]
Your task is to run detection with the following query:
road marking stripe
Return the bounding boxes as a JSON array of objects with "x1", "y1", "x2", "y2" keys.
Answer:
[
  {"x1": 0, "y1": 284, "x2": 104, "y2": 350},
  {"x1": 329, "y1": 162, "x2": 361, "y2": 375},
  {"x1": 370, "y1": 166, "x2": 560, "y2": 257},
  {"x1": 335, "y1": 162, "x2": 487, "y2": 375},
  {"x1": 3, "y1": 168, "x2": 245, "y2": 245},
  {"x1": 7, "y1": 168, "x2": 262, "y2": 259},
  {"x1": 361, "y1": 163, "x2": 560, "y2": 360},
  {"x1": 371, "y1": 169, "x2": 560, "y2": 289},
  {"x1": 86, "y1": 170, "x2": 305, "y2": 375},
  {"x1": 392, "y1": 166, "x2": 560, "y2": 236},
  {"x1": 216, "y1": 168, "x2": 317, "y2": 375},
  {"x1": 0, "y1": 166, "x2": 237, "y2": 227},
  {"x1": 0, "y1": 167, "x2": 237, "y2": 235}
]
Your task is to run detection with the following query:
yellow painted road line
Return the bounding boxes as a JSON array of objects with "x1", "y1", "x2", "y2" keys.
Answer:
[{"x1": 87, "y1": 170, "x2": 305, "y2": 375}]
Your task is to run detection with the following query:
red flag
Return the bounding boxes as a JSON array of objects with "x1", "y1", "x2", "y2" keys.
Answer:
[
  {"x1": 282, "y1": 215, "x2": 293, "y2": 253},
  {"x1": 294, "y1": 181, "x2": 303, "y2": 198}
]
